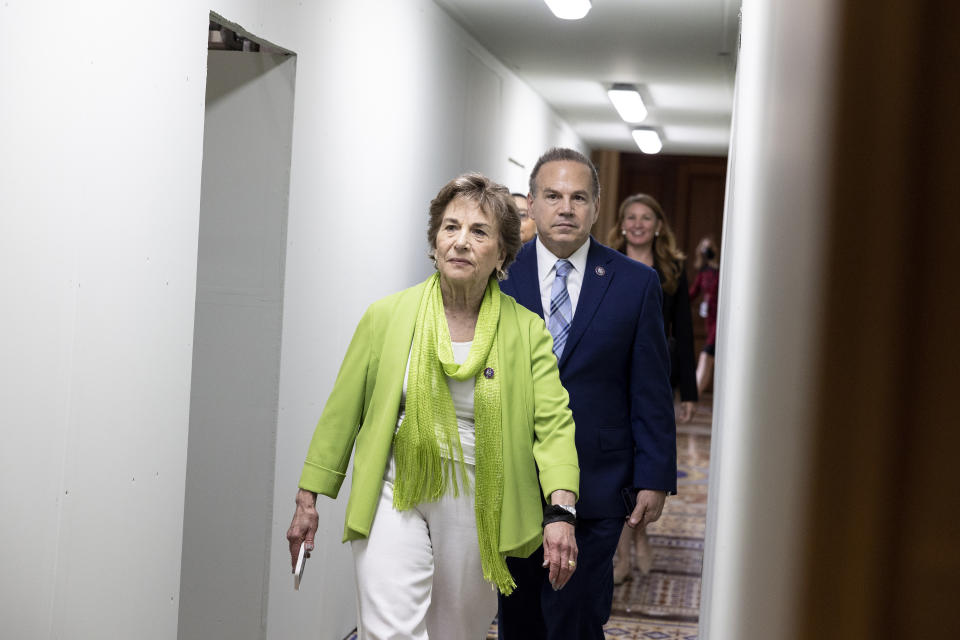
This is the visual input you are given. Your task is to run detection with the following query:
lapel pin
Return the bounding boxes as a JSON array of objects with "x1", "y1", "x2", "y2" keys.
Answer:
[
  {"x1": 484, "y1": 367, "x2": 495, "y2": 379},
  {"x1": 595, "y1": 266, "x2": 606, "y2": 277}
]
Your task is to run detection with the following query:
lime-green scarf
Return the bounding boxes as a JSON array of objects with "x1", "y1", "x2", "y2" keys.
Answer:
[{"x1": 392, "y1": 272, "x2": 515, "y2": 595}]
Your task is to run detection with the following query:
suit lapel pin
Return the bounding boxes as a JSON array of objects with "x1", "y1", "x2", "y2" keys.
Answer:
[
  {"x1": 595, "y1": 266, "x2": 606, "y2": 277},
  {"x1": 484, "y1": 367, "x2": 495, "y2": 379}
]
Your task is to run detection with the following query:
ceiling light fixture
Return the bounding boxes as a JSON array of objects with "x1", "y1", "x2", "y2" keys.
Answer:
[
  {"x1": 544, "y1": 0, "x2": 592, "y2": 20},
  {"x1": 607, "y1": 84, "x2": 648, "y2": 123},
  {"x1": 632, "y1": 128, "x2": 663, "y2": 154}
]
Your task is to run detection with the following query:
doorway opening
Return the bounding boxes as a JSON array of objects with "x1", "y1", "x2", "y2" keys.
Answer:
[
  {"x1": 179, "y1": 14, "x2": 296, "y2": 640},
  {"x1": 591, "y1": 150, "x2": 728, "y2": 637}
]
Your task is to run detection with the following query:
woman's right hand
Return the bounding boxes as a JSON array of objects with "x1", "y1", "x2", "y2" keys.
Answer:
[
  {"x1": 543, "y1": 489, "x2": 578, "y2": 590},
  {"x1": 286, "y1": 488, "x2": 319, "y2": 571},
  {"x1": 542, "y1": 521, "x2": 578, "y2": 590}
]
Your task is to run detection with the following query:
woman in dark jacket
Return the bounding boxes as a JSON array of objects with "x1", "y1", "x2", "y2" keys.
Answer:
[{"x1": 606, "y1": 193, "x2": 697, "y2": 582}]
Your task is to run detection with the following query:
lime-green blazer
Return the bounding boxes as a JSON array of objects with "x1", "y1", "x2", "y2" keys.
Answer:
[{"x1": 298, "y1": 280, "x2": 579, "y2": 557}]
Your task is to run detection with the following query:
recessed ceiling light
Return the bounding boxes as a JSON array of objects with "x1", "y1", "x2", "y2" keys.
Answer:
[
  {"x1": 544, "y1": 0, "x2": 592, "y2": 21},
  {"x1": 632, "y1": 128, "x2": 663, "y2": 154},
  {"x1": 607, "y1": 84, "x2": 648, "y2": 123}
]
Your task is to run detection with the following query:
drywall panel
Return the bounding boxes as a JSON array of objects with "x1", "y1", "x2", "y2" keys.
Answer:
[
  {"x1": 0, "y1": 2, "x2": 212, "y2": 638},
  {"x1": 461, "y1": 51, "x2": 504, "y2": 176}
]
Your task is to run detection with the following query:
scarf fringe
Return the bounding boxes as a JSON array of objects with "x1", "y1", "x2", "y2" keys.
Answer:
[{"x1": 392, "y1": 422, "x2": 472, "y2": 509}]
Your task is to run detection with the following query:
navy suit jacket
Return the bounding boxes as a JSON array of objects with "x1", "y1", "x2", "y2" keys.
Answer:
[{"x1": 500, "y1": 238, "x2": 677, "y2": 519}]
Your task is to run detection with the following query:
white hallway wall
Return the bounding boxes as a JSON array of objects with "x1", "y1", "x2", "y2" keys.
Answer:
[
  {"x1": 698, "y1": 0, "x2": 839, "y2": 639},
  {"x1": 0, "y1": 1, "x2": 582, "y2": 639}
]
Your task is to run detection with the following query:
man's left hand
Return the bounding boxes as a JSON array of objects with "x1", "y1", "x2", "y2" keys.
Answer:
[{"x1": 627, "y1": 489, "x2": 666, "y2": 528}]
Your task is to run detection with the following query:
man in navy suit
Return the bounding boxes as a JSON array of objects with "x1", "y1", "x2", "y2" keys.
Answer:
[{"x1": 497, "y1": 148, "x2": 676, "y2": 639}]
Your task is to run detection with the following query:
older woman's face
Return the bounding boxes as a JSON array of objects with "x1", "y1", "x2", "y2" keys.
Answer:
[{"x1": 435, "y1": 197, "x2": 503, "y2": 287}]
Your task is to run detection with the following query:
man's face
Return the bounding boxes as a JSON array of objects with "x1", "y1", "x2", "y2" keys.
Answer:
[
  {"x1": 529, "y1": 160, "x2": 599, "y2": 258},
  {"x1": 513, "y1": 194, "x2": 537, "y2": 244}
]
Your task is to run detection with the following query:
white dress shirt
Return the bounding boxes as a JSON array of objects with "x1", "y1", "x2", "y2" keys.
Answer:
[{"x1": 536, "y1": 236, "x2": 591, "y2": 324}]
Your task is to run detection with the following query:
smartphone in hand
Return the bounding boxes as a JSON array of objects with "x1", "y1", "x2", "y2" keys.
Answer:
[
  {"x1": 294, "y1": 542, "x2": 307, "y2": 590},
  {"x1": 621, "y1": 487, "x2": 639, "y2": 514}
]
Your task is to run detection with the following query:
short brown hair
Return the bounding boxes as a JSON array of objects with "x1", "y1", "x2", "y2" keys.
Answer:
[
  {"x1": 427, "y1": 173, "x2": 522, "y2": 277},
  {"x1": 528, "y1": 147, "x2": 601, "y2": 201}
]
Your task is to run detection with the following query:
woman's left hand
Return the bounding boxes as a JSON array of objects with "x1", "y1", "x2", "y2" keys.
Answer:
[
  {"x1": 677, "y1": 401, "x2": 695, "y2": 423},
  {"x1": 542, "y1": 521, "x2": 578, "y2": 590}
]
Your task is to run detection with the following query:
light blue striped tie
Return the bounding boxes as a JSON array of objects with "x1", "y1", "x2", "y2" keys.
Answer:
[{"x1": 548, "y1": 259, "x2": 573, "y2": 359}]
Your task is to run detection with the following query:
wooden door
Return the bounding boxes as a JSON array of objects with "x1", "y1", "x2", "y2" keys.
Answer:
[{"x1": 613, "y1": 153, "x2": 727, "y2": 352}]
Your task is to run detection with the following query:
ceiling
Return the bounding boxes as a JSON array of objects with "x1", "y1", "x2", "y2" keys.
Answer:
[{"x1": 434, "y1": 0, "x2": 741, "y2": 156}]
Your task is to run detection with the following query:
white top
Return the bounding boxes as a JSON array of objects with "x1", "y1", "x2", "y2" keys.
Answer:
[
  {"x1": 397, "y1": 340, "x2": 476, "y2": 464},
  {"x1": 536, "y1": 236, "x2": 590, "y2": 324}
]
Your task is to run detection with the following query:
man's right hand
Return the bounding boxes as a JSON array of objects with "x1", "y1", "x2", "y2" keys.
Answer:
[
  {"x1": 627, "y1": 489, "x2": 666, "y2": 528},
  {"x1": 286, "y1": 488, "x2": 319, "y2": 571}
]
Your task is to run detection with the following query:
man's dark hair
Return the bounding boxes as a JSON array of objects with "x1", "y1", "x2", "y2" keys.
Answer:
[{"x1": 528, "y1": 147, "x2": 601, "y2": 201}]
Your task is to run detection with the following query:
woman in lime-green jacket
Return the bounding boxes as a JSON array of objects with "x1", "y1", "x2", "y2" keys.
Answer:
[{"x1": 286, "y1": 174, "x2": 579, "y2": 639}]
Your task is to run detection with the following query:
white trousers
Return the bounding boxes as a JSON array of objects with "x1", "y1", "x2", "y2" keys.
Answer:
[{"x1": 351, "y1": 456, "x2": 497, "y2": 640}]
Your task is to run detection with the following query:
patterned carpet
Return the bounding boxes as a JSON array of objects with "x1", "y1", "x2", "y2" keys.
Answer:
[
  {"x1": 605, "y1": 402, "x2": 711, "y2": 636},
  {"x1": 346, "y1": 402, "x2": 713, "y2": 640},
  {"x1": 485, "y1": 615, "x2": 699, "y2": 639}
]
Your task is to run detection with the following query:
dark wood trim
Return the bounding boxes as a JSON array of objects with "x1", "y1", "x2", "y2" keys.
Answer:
[{"x1": 800, "y1": 0, "x2": 960, "y2": 637}]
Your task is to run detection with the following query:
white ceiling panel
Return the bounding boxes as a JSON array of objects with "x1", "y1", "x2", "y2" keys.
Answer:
[{"x1": 434, "y1": 0, "x2": 740, "y2": 156}]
